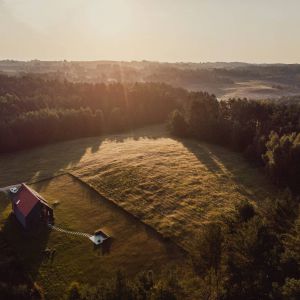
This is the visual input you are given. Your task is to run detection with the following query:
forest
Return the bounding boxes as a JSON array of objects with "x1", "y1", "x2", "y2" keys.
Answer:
[{"x1": 0, "y1": 74, "x2": 186, "y2": 152}]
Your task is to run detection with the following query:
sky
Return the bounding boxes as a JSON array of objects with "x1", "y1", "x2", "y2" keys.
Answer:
[{"x1": 1, "y1": 0, "x2": 300, "y2": 63}]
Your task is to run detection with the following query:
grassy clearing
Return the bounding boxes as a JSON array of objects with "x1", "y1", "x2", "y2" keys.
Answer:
[
  {"x1": 0, "y1": 125, "x2": 278, "y2": 252},
  {"x1": 70, "y1": 128, "x2": 278, "y2": 250},
  {"x1": 0, "y1": 125, "x2": 164, "y2": 187},
  {"x1": 0, "y1": 125, "x2": 280, "y2": 298},
  {"x1": 0, "y1": 174, "x2": 184, "y2": 300}
]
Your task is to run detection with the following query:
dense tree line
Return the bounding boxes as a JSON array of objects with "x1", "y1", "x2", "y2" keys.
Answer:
[
  {"x1": 145, "y1": 66, "x2": 234, "y2": 86},
  {"x1": 0, "y1": 74, "x2": 186, "y2": 152},
  {"x1": 169, "y1": 92, "x2": 300, "y2": 193}
]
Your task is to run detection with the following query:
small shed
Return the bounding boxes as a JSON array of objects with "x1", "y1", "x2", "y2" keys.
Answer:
[
  {"x1": 89, "y1": 229, "x2": 110, "y2": 245},
  {"x1": 11, "y1": 183, "x2": 54, "y2": 229}
]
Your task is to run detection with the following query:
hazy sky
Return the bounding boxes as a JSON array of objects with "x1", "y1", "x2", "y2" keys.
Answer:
[{"x1": 1, "y1": 0, "x2": 300, "y2": 63}]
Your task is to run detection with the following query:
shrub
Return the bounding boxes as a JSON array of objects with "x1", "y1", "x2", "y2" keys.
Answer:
[{"x1": 235, "y1": 200, "x2": 255, "y2": 222}]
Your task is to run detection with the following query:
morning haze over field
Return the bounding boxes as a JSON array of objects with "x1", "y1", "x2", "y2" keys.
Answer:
[{"x1": 1, "y1": 1, "x2": 300, "y2": 300}]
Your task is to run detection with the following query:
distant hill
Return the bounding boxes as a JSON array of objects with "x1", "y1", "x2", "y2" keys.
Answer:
[{"x1": 1, "y1": 60, "x2": 300, "y2": 100}]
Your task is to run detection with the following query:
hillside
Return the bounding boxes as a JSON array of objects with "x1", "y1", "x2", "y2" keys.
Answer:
[
  {"x1": 70, "y1": 127, "x2": 277, "y2": 250},
  {"x1": 1, "y1": 175, "x2": 184, "y2": 299},
  {"x1": 0, "y1": 125, "x2": 278, "y2": 252},
  {"x1": 2, "y1": 60, "x2": 300, "y2": 99}
]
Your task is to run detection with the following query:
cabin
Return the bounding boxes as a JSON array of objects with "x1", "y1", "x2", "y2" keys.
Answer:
[{"x1": 10, "y1": 183, "x2": 54, "y2": 229}]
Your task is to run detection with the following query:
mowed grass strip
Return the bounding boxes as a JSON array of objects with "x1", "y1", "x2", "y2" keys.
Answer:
[
  {"x1": 71, "y1": 132, "x2": 278, "y2": 251},
  {"x1": 0, "y1": 175, "x2": 184, "y2": 300}
]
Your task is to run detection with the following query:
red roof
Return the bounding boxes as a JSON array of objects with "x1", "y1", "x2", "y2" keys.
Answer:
[{"x1": 14, "y1": 184, "x2": 40, "y2": 217}]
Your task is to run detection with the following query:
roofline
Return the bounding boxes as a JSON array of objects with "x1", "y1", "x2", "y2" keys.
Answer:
[
  {"x1": 21, "y1": 183, "x2": 49, "y2": 204},
  {"x1": 16, "y1": 183, "x2": 53, "y2": 216}
]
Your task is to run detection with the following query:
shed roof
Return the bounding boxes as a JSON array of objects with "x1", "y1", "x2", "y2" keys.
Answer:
[{"x1": 14, "y1": 184, "x2": 40, "y2": 217}]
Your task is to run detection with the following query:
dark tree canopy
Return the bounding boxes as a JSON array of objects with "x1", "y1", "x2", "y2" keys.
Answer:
[{"x1": 0, "y1": 75, "x2": 187, "y2": 152}]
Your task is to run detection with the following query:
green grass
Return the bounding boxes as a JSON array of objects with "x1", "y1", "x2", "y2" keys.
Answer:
[
  {"x1": 0, "y1": 125, "x2": 165, "y2": 187},
  {"x1": 0, "y1": 124, "x2": 278, "y2": 251},
  {"x1": 69, "y1": 128, "x2": 278, "y2": 250},
  {"x1": 0, "y1": 175, "x2": 184, "y2": 300},
  {"x1": 0, "y1": 124, "x2": 280, "y2": 297}
]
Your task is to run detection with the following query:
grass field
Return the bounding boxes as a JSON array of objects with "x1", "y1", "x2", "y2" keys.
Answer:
[
  {"x1": 0, "y1": 125, "x2": 164, "y2": 187},
  {"x1": 0, "y1": 174, "x2": 184, "y2": 299},
  {"x1": 69, "y1": 127, "x2": 277, "y2": 250},
  {"x1": 0, "y1": 125, "x2": 278, "y2": 252},
  {"x1": 0, "y1": 124, "x2": 281, "y2": 299}
]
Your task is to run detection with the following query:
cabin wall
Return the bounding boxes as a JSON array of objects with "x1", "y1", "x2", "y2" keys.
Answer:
[
  {"x1": 41, "y1": 204, "x2": 54, "y2": 224},
  {"x1": 26, "y1": 202, "x2": 42, "y2": 229},
  {"x1": 13, "y1": 204, "x2": 26, "y2": 228}
]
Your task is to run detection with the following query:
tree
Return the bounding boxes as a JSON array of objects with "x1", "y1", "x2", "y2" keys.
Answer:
[{"x1": 168, "y1": 110, "x2": 188, "y2": 137}]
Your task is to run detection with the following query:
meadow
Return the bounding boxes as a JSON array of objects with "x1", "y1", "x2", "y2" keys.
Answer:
[
  {"x1": 70, "y1": 128, "x2": 278, "y2": 251},
  {"x1": 0, "y1": 174, "x2": 184, "y2": 299},
  {"x1": 0, "y1": 125, "x2": 277, "y2": 253}
]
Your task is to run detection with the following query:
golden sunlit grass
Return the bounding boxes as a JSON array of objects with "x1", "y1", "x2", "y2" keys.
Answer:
[
  {"x1": 69, "y1": 126, "x2": 278, "y2": 251},
  {"x1": 0, "y1": 124, "x2": 280, "y2": 298},
  {"x1": 0, "y1": 174, "x2": 184, "y2": 300},
  {"x1": 0, "y1": 125, "x2": 278, "y2": 252},
  {"x1": 0, "y1": 125, "x2": 164, "y2": 187}
]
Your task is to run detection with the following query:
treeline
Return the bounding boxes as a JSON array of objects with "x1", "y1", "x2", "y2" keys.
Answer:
[
  {"x1": 0, "y1": 74, "x2": 186, "y2": 152},
  {"x1": 169, "y1": 93, "x2": 300, "y2": 193},
  {"x1": 217, "y1": 64, "x2": 300, "y2": 84},
  {"x1": 145, "y1": 66, "x2": 234, "y2": 86}
]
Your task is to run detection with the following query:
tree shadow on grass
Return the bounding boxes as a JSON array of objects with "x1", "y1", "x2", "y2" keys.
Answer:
[
  {"x1": 1, "y1": 213, "x2": 51, "y2": 281},
  {"x1": 0, "y1": 124, "x2": 169, "y2": 188},
  {"x1": 0, "y1": 136, "x2": 103, "y2": 188},
  {"x1": 178, "y1": 138, "x2": 223, "y2": 174},
  {"x1": 177, "y1": 137, "x2": 275, "y2": 203}
]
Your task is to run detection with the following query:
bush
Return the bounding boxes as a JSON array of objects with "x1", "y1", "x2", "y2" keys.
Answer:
[{"x1": 235, "y1": 200, "x2": 255, "y2": 222}]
